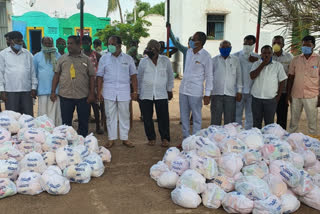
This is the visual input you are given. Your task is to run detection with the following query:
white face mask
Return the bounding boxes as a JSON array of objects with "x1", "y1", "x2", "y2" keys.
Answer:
[{"x1": 243, "y1": 44, "x2": 255, "y2": 55}]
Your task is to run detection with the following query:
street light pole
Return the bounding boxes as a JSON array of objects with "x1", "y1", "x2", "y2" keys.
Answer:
[
  {"x1": 166, "y1": 0, "x2": 170, "y2": 57},
  {"x1": 80, "y1": 0, "x2": 84, "y2": 41},
  {"x1": 255, "y1": 0, "x2": 263, "y2": 53}
]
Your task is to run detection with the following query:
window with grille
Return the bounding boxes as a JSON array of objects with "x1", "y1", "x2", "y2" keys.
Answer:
[
  {"x1": 207, "y1": 15, "x2": 225, "y2": 40},
  {"x1": 63, "y1": 28, "x2": 73, "y2": 36}
]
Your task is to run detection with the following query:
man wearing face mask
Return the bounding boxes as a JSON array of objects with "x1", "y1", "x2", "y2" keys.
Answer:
[
  {"x1": 56, "y1": 38, "x2": 66, "y2": 56},
  {"x1": 138, "y1": 40, "x2": 174, "y2": 147},
  {"x1": 179, "y1": 32, "x2": 213, "y2": 139},
  {"x1": 0, "y1": 31, "x2": 37, "y2": 116},
  {"x1": 82, "y1": 35, "x2": 104, "y2": 135},
  {"x1": 4, "y1": 33, "x2": 11, "y2": 47},
  {"x1": 51, "y1": 35, "x2": 96, "y2": 137},
  {"x1": 250, "y1": 45, "x2": 287, "y2": 129},
  {"x1": 97, "y1": 36, "x2": 138, "y2": 148},
  {"x1": 272, "y1": 35, "x2": 293, "y2": 130},
  {"x1": 287, "y1": 35, "x2": 320, "y2": 136},
  {"x1": 233, "y1": 35, "x2": 259, "y2": 129},
  {"x1": 211, "y1": 40, "x2": 243, "y2": 125},
  {"x1": 33, "y1": 37, "x2": 61, "y2": 125}
]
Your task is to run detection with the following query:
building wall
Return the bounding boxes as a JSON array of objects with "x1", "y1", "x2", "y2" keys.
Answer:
[
  {"x1": 0, "y1": 0, "x2": 13, "y2": 50},
  {"x1": 169, "y1": 0, "x2": 290, "y2": 74},
  {"x1": 138, "y1": 14, "x2": 167, "y2": 54}
]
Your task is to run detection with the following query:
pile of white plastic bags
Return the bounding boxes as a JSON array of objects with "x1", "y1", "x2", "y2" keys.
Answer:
[
  {"x1": 0, "y1": 110, "x2": 111, "y2": 199},
  {"x1": 150, "y1": 123, "x2": 320, "y2": 213}
]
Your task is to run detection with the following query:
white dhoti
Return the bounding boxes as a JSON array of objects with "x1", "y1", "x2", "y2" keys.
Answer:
[
  {"x1": 38, "y1": 95, "x2": 62, "y2": 126},
  {"x1": 104, "y1": 99, "x2": 130, "y2": 141}
]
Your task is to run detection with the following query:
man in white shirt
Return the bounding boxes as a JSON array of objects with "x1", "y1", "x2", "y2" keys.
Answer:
[
  {"x1": 233, "y1": 35, "x2": 259, "y2": 129},
  {"x1": 138, "y1": 40, "x2": 174, "y2": 147},
  {"x1": 250, "y1": 45, "x2": 287, "y2": 129},
  {"x1": 0, "y1": 31, "x2": 37, "y2": 116},
  {"x1": 179, "y1": 32, "x2": 213, "y2": 139},
  {"x1": 97, "y1": 36, "x2": 138, "y2": 148},
  {"x1": 211, "y1": 40, "x2": 243, "y2": 125},
  {"x1": 272, "y1": 35, "x2": 293, "y2": 130}
]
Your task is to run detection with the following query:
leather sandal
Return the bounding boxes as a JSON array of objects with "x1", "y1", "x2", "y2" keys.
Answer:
[{"x1": 123, "y1": 140, "x2": 135, "y2": 148}]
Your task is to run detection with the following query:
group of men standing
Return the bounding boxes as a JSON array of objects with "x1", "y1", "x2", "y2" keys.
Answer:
[{"x1": 0, "y1": 30, "x2": 319, "y2": 149}]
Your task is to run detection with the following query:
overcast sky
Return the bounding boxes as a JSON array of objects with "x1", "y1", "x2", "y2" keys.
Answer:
[{"x1": 12, "y1": 0, "x2": 163, "y2": 21}]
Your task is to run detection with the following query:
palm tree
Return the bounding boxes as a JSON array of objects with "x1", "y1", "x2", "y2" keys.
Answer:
[{"x1": 107, "y1": 0, "x2": 124, "y2": 23}]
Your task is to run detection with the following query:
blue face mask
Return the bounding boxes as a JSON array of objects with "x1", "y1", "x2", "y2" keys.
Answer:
[
  {"x1": 219, "y1": 47, "x2": 232, "y2": 57},
  {"x1": 13, "y1": 43, "x2": 22, "y2": 51},
  {"x1": 301, "y1": 46, "x2": 312, "y2": 55},
  {"x1": 189, "y1": 40, "x2": 196, "y2": 49},
  {"x1": 261, "y1": 56, "x2": 273, "y2": 64}
]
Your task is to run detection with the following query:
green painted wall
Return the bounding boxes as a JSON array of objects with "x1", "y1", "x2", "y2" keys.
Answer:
[{"x1": 12, "y1": 11, "x2": 110, "y2": 51}]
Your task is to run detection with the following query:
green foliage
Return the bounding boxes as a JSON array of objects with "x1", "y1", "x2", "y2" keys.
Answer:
[
  {"x1": 126, "y1": 1, "x2": 165, "y2": 24},
  {"x1": 95, "y1": 19, "x2": 151, "y2": 48},
  {"x1": 106, "y1": 0, "x2": 118, "y2": 16}
]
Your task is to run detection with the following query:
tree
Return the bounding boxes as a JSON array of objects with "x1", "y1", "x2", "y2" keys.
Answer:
[
  {"x1": 106, "y1": 0, "x2": 124, "y2": 23},
  {"x1": 126, "y1": 1, "x2": 165, "y2": 24},
  {"x1": 240, "y1": 0, "x2": 319, "y2": 53},
  {"x1": 95, "y1": 20, "x2": 151, "y2": 49}
]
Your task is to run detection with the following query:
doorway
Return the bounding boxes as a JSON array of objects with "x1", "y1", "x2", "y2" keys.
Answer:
[{"x1": 26, "y1": 27, "x2": 44, "y2": 55}]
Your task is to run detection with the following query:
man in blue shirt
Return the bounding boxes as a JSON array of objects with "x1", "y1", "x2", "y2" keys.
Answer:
[{"x1": 34, "y1": 37, "x2": 62, "y2": 125}]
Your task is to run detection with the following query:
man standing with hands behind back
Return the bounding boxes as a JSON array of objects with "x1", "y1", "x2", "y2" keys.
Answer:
[
  {"x1": 51, "y1": 35, "x2": 96, "y2": 137},
  {"x1": 179, "y1": 32, "x2": 213, "y2": 141}
]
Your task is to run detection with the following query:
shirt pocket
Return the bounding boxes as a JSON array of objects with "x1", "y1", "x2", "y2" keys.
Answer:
[{"x1": 310, "y1": 64, "x2": 319, "y2": 78}]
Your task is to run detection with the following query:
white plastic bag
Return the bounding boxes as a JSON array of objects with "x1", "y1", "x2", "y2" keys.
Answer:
[
  {"x1": 0, "y1": 127, "x2": 11, "y2": 143},
  {"x1": 63, "y1": 162, "x2": 92, "y2": 183},
  {"x1": 19, "y1": 152, "x2": 47, "y2": 174},
  {"x1": 42, "y1": 152, "x2": 56, "y2": 166},
  {"x1": 34, "y1": 115, "x2": 55, "y2": 132},
  {"x1": 163, "y1": 147, "x2": 180, "y2": 167},
  {"x1": 242, "y1": 161, "x2": 269, "y2": 178},
  {"x1": 261, "y1": 123, "x2": 287, "y2": 138},
  {"x1": 150, "y1": 161, "x2": 170, "y2": 181},
  {"x1": 222, "y1": 191, "x2": 254, "y2": 214},
  {"x1": 84, "y1": 152, "x2": 105, "y2": 177},
  {"x1": 17, "y1": 141, "x2": 42, "y2": 154},
  {"x1": 171, "y1": 186, "x2": 202, "y2": 209},
  {"x1": 176, "y1": 169, "x2": 206, "y2": 194},
  {"x1": 235, "y1": 176, "x2": 271, "y2": 200},
  {"x1": 84, "y1": 133, "x2": 99, "y2": 153},
  {"x1": 22, "y1": 128, "x2": 47, "y2": 145},
  {"x1": 242, "y1": 149, "x2": 262, "y2": 165},
  {"x1": 157, "y1": 171, "x2": 179, "y2": 189},
  {"x1": 182, "y1": 135, "x2": 202, "y2": 151},
  {"x1": 0, "y1": 158, "x2": 19, "y2": 180},
  {"x1": 289, "y1": 152, "x2": 304, "y2": 169},
  {"x1": 55, "y1": 146, "x2": 82, "y2": 170},
  {"x1": 208, "y1": 173, "x2": 235, "y2": 192},
  {"x1": 201, "y1": 183, "x2": 226, "y2": 209},
  {"x1": 280, "y1": 193, "x2": 300, "y2": 213},
  {"x1": 18, "y1": 114, "x2": 36, "y2": 129},
  {"x1": 219, "y1": 136, "x2": 247, "y2": 154},
  {"x1": 0, "y1": 114, "x2": 20, "y2": 133},
  {"x1": 269, "y1": 160, "x2": 301, "y2": 188},
  {"x1": 313, "y1": 174, "x2": 320, "y2": 187},
  {"x1": 0, "y1": 178, "x2": 17, "y2": 199},
  {"x1": 73, "y1": 145, "x2": 90, "y2": 159},
  {"x1": 196, "y1": 138, "x2": 221, "y2": 160},
  {"x1": 16, "y1": 171, "x2": 43, "y2": 195},
  {"x1": 263, "y1": 174, "x2": 288, "y2": 197},
  {"x1": 40, "y1": 168, "x2": 70, "y2": 195},
  {"x1": 0, "y1": 110, "x2": 21, "y2": 120},
  {"x1": 237, "y1": 128, "x2": 264, "y2": 150},
  {"x1": 170, "y1": 156, "x2": 189, "y2": 176},
  {"x1": 53, "y1": 125, "x2": 78, "y2": 143},
  {"x1": 305, "y1": 160, "x2": 320, "y2": 176},
  {"x1": 190, "y1": 156, "x2": 218, "y2": 179},
  {"x1": 42, "y1": 133, "x2": 68, "y2": 152},
  {"x1": 218, "y1": 153, "x2": 243, "y2": 178},
  {"x1": 252, "y1": 195, "x2": 282, "y2": 214},
  {"x1": 299, "y1": 186, "x2": 320, "y2": 211},
  {"x1": 292, "y1": 170, "x2": 315, "y2": 196},
  {"x1": 98, "y1": 146, "x2": 111, "y2": 163}
]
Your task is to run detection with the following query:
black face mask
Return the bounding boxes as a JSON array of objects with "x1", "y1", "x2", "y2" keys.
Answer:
[{"x1": 145, "y1": 49, "x2": 155, "y2": 59}]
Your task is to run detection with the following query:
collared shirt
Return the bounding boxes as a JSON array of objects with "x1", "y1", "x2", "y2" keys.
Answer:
[
  {"x1": 138, "y1": 55, "x2": 174, "y2": 100},
  {"x1": 55, "y1": 53, "x2": 95, "y2": 99},
  {"x1": 250, "y1": 60, "x2": 287, "y2": 99},
  {"x1": 179, "y1": 48, "x2": 213, "y2": 97},
  {"x1": 273, "y1": 51, "x2": 293, "y2": 93},
  {"x1": 288, "y1": 53, "x2": 320, "y2": 99},
  {"x1": 33, "y1": 51, "x2": 61, "y2": 96},
  {"x1": 233, "y1": 51, "x2": 260, "y2": 94},
  {"x1": 211, "y1": 54, "x2": 242, "y2": 96},
  {"x1": 97, "y1": 52, "x2": 137, "y2": 102},
  {"x1": 0, "y1": 47, "x2": 38, "y2": 92}
]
